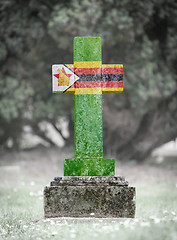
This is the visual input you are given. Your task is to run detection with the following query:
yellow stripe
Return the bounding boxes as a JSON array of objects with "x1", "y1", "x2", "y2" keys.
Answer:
[
  {"x1": 65, "y1": 64, "x2": 74, "y2": 69},
  {"x1": 66, "y1": 87, "x2": 123, "y2": 93},
  {"x1": 74, "y1": 88, "x2": 102, "y2": 95},
  {"x1": 64, "y1": 87, "x2": 123, "y2": 93},
  {"x1": 74, "y1": 61, "x2": 102, "y2": 68},
  {"x1": 67, "y1": 63, "x2": 123, "y2": 69},
  {"x1": 102, "y1": 64, "x2": 123, "y2": 68},
  {"x1": 102, "y1": 87, "x2": 123, "y2": 93}
]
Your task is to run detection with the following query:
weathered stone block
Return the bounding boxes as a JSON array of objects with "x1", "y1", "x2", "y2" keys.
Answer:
[{"x1": 44, "y1": 176, "x2": 136, "y2": 218}]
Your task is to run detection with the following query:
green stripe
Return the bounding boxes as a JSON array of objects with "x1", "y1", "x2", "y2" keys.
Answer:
[{"x1": 74, "y1": 37, "x2": 102, "y2": 62}]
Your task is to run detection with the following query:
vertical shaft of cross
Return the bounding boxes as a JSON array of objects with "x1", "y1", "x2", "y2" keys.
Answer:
[
  {"x1": 64, "y1": 37, "x2": 115, "y2": 176},
  {"x1": 74, "y1": 37, "x2": 103, "y2": 159}
]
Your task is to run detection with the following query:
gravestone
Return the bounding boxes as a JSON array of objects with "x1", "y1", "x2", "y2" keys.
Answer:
[{"x1": 44, "y1": 37, "x2": 136, "y2": 218}]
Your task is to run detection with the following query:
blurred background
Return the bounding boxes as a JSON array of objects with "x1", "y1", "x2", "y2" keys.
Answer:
[
  {"x1": 0, "y1": 0, "x2": 177, "y2": 164},
  {"x1": 1, "y1": 2, "x2": 177, "y2": 238}
]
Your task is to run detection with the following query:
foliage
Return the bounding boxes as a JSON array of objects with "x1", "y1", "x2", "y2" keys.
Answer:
[{"x1": 0, "y1": 0, "x2": 177, "y2": 159}]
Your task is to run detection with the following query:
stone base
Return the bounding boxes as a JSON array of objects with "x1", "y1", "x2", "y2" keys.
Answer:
[{"x1": 44, "y1": 176, "x2": 136, "y2": 218}]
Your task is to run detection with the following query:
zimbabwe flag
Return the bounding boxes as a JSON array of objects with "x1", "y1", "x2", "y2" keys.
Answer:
[{"x1": 66, "y1": 61, "x2": 123, "y2": 94}]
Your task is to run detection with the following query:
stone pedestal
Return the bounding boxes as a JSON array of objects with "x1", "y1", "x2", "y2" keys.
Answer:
[{"x1": 44, "y1": 176, "x2": 136, "y2": 218}]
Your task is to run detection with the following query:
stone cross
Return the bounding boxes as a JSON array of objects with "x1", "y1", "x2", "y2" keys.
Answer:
[
  {"x1": 45, "y1": 38, "x2": 135, "y2": 219},
  {"x1": 53, "y1": 37, "x2": 123, "y2": 176}
]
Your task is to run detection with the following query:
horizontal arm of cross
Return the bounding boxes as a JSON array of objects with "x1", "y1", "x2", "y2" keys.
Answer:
[{"x1": 64, "y1": 62, "x2": 123, "y2": 94}]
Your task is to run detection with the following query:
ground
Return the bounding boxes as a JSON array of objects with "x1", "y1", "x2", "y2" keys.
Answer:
[{"x1": 0, "y1": 147, "x2": 177, "y2": 240}]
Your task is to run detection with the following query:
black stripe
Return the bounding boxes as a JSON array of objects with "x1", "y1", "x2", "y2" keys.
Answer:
[
  {"x1": 78, "y1": 74, "x2": 123, "y2": 81},
  {"x1": 78, "y1": 74, "x2": 101, "y2": 81},
  {"x1": 102, "y1": 74, "x2": 123, "y2": 81}
]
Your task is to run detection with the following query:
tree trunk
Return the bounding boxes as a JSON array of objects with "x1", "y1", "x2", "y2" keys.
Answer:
[{"x1": 103, "y1": 90, "x2": 177, "y2": 161}]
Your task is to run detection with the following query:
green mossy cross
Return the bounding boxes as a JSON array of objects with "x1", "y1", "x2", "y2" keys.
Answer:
[{"x1": 63, "y1": 37, "x2": 123, "y2": 176}]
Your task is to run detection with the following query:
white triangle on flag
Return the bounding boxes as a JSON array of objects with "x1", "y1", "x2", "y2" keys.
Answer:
[{"x1": 52, "y1": 64, "x2": 79, "y2": 93}]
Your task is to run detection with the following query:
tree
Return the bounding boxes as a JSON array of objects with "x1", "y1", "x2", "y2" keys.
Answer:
[{"x1": 0, "y1": 0, "x2": 176, "y2": 161}]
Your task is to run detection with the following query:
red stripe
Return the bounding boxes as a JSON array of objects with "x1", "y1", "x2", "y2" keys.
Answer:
[
  {"x1": 75, "y1": 81, "x2": 101, "y2": 88},
  {"x1": 102, "y1": 81, "x2": 123, "y2": 88},
  {"x1": 75, "y1": 68, "x2": 101, "y2": 75},
  {"x1": 73, "y1": 81, "x2": 123, "y2": 88},
  {"x1": 102, "y1": 68, "x2": 123, "y2": 74},
  {"x1": 56, "y1": 68, "x2": 123, "y2": 75},
  {"x1": 74, "y1": 68, "x2": 123, "y2": 75}
]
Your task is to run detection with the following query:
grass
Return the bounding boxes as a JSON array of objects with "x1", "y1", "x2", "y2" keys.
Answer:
[
  {"x1": 0, "y1": 147, "x2": 177, "y2": 239},
  {"x1": 0, "y1": 180, "x2": 177, "y2": 240}
]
